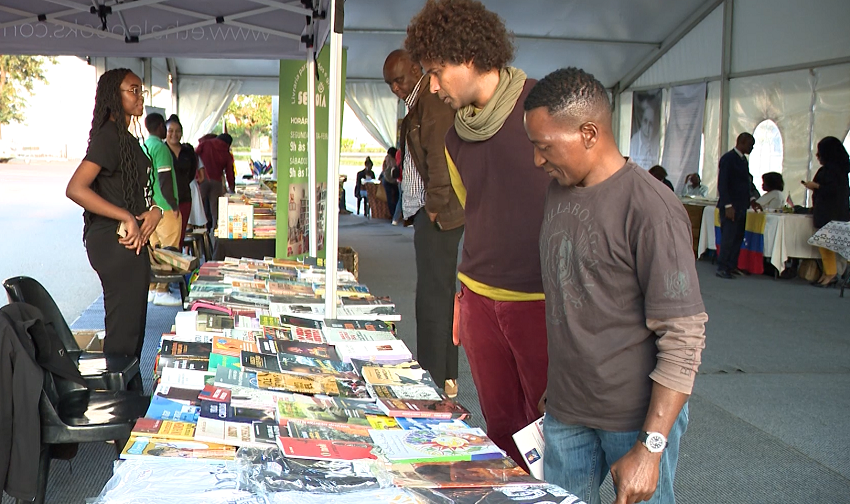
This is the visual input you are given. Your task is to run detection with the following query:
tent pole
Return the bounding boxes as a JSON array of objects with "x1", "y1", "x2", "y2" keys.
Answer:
[
  {"x1": 324, "y1": 0, "x2": 342, "y2": 319},
  {"x1": 307, "y1": 55, "x2": 318, "y2": 256},
  {"x1": 271, "y1": 96, "x2": 279, "y2": 181},
  {"x1": 143, "y1": 58, "x2": 152, "y2": 100},
  {"x1": 718, "y1": 0, "x2": 733, "y2": 156}
]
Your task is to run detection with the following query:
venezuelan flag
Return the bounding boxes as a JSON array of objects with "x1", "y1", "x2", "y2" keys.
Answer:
[
  {"x1": 713, "y1": 209, "x2": 766, "y2": 274},
  {"x1": 739, "y1": 213, "x2": 766, "y2": 274}
]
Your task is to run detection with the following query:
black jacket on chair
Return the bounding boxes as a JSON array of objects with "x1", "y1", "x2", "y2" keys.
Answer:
[
  {"x1": 0, "y1": 303, "x2": 85, "y2": 501},
  {"x1": 717, "y1": 149, "x2": 755, "y2": 212}
]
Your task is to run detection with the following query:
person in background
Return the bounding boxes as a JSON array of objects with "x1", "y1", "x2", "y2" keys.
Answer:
[
  {"x1": 355, "y1": 157, "x2": 376, "y2": 217},
  {"x1": 525, "y1": 66, "x2": 706, "y2": 504},
  {"x1": 383, "y1": 48, "x2": 464, "y2": 398},
  {"x1": 716, "y1": 132, "x2": 762, "y2": 279},
  {"x1": 66, "y1": 68, "x2": 161, "y2": 359},
  {"x1": 680, "y1": 173, "x2": 709, "y2": 198},
  {"x1": 165, "y1": 115, "x2": 198, "y2": 245},
  {"x1": 392, "y1": 147, "x2": 405, "y2": 225},
  {"x1": 803, "y1": 136, "x2": 850, "y2": 287},
  {"x1": 756, "y1": 172, "x2": 785, "y2": 210},
  {"x1": 381, "y1": 147, "x2": 400, "y2": 218},
  {"x1": 196, "y1": 133, "x2": 235, "y2": 233},
  {"x1": 405, "y1": 0, "x2": 550, "y2": 467},
  {"x1": 648, "y1": 165, "x2": 674, "y2": 191},
  {"x1": 144, "y1": 113, "x2": 182, "y2": 307}
]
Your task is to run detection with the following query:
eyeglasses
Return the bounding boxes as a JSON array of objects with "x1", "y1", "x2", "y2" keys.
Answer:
[{"x1": 121, "y1": 86, "x2": 149, "y2": 98}]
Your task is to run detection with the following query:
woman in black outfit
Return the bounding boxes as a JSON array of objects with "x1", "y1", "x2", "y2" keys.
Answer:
[
  {"x1": 66, "y1": 69, "x2": 162, "y2": 358},
  {"x1": 165, "y1": 114, "x2": 198, "y2": 246},
  {"x1": 802, "y1": 136, "x2": 850, "y2": 287}
]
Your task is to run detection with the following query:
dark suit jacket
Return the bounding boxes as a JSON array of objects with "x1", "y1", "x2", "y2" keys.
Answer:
[
  {"x1": 400, "y1": 75, "x2": 464, "y2": 230},
  {"x1": 717, "y1": 149, "x2": 754, "y2": 212}
]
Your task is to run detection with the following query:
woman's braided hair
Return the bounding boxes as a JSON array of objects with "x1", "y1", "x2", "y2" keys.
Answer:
[{"x1": 87, "y1": 68, "x2": 154, "y2": 215}]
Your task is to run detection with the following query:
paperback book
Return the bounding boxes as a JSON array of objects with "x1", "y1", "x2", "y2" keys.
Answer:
[
  {"x1": 386, "y1": 458, "x2": 545, "y2": 489},
  {"x1": 377, "y1": 397, "x2": 471, "y2": 420},
  {"x1": 120, "y1": 435, "x2": 236, "y2": 464},
  {"x1": 276, "y1": 437, "x2": 376, "y2": 461},
  {"x1": 368, "y1": 428, "x2": 504, "y2": 464},
  {"x1": 131, "y1": 418, "x2": 196, "y2": 441}
]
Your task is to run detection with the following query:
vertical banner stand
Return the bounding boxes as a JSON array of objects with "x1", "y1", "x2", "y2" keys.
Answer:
[
  {"x1": 323, "y1": 0, "x2": 342, "y2": 319},
  {"x1": 307, "y1": 54, "x2": 318, "y2": 256}
]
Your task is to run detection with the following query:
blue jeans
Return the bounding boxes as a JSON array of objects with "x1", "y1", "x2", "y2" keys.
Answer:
[{"x1": 543, "y1": 404, "x2": 688, "y2": 504}]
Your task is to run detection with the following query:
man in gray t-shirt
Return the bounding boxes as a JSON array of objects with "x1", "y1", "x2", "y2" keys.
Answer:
[{"x1": 523, "y1": 68, "x2": 707, "y2": 504}]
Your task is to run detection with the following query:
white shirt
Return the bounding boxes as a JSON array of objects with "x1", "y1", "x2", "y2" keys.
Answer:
[
  {"x1": 401, "y1": 75, "x2": 428, "y2": 220},
  {"x1": 756, "y1": 190, "x2": 784, "y2": 210}
]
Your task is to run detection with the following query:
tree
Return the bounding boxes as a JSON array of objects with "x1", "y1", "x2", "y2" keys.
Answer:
[
  {"x1": 0, "y1": 55, "x2": 55, "y2": 138},
  {"x1": 222, "y1": 95, "x2": 272, "y2": 150}
]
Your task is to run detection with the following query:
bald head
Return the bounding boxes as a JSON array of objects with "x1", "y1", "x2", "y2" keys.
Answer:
[
  {"x1": 383, "y1": 49, "x2": 423, "y2": 100},
  {"x1": 736, "y1": 132, "x2": 755, "y2": 155}
]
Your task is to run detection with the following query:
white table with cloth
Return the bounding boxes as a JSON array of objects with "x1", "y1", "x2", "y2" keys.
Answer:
[{"x1": 697, "y1": 206, "x2": 821, "y2": 272}]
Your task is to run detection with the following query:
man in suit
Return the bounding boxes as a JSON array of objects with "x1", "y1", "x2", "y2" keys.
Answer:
[
  {"x1": 383, "y1": 49, "x2": 464, "y2": 397},
  {"x1": 716, "y1": 132, "x2": 762, "y2": 279}
]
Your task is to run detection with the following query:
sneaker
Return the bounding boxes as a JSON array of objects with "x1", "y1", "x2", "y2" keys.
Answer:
[
  {"x1": 147, "y1": 290, "x2": 156, "y2": 303},
  {"x1": 445, "y1": 379, "x2": 458, "y2": 398},
  {"x1": 153, "y1": 291, "x2": 182, "y2": 307},
  {"x1": 392, "y1": 220, "x2": 399, "y2": 226}
]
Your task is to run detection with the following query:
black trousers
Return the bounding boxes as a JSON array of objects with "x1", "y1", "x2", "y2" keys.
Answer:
[
  {"x1": 718, "y1": 208, "x2": 746, "y2": 273},
  {"x1": 413, "y1": 209, "x2": 464, "y2": 385},
  {"x1": 85, "y1": 225, "x2": 150, "y2": 359},
  {"x1": 383, "y1": 180, "x2": 399, "y2": 217}
]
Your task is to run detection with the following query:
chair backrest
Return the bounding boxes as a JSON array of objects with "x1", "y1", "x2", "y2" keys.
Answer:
[{"x1": 3, "y1": 276, "x2": 80, "y2": 353}]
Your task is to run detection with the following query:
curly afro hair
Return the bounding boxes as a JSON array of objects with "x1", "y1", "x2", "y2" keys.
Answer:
[
  {"x1": 524, "y1": 67, "x2": 611, "y2": 123},
  {"x1": 405, "y1": 0, "x2": 515, "y2": 72}
]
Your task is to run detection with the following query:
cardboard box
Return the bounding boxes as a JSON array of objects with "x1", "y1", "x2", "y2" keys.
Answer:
[{"x1": 72, "y1": 329, "x2": 104, "y2": 352}]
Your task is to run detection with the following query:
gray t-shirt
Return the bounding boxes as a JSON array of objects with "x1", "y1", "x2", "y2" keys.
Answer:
[{"x1": 540, "y1": 160, "x2": 705, "y2": 431}]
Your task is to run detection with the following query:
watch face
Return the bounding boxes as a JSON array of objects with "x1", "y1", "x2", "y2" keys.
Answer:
[{"x1": 646, "y1": 433, "x2": 666, "y2": 452}]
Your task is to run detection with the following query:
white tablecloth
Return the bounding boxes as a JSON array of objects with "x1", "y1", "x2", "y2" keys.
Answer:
[{"x1": 697, "y1": 207, "x2": 820, "y2": 271}]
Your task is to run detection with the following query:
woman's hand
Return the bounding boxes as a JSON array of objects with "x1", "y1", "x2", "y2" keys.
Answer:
[
  {"x1": 135, "y1": 208, "x2": 164, "y2": 253},
  {"x1": 801, "y1": 180, "x2": 819, "y2": 190},
  {"x1": 118, "y1": 214, "x2": 144, "y2": 253}
]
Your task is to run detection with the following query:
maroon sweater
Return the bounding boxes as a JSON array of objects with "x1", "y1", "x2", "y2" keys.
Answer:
[{"x1": 444, "y1": 80, "x2": 551, "y2": 294}]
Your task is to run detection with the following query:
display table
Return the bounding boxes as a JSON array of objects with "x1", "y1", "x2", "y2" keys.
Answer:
[
  {"x1": 682, "y1": 200, "x2": 716, "y2": 255},
  {"x1": 212, "y1": 237, "x2": 276, "y2": 260},
  {"x1": 697, "y1": 206, "x2": 820, "y2": 272}
]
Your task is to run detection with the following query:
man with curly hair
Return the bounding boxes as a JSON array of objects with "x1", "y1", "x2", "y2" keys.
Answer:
[
  {"x1": 405, "y1": 0, "x2": 551, "y2": 468},
  {"x1": 383, "y1": 49, "x2": 464, "y2": 398},
  {"x1": 524, "y1": 67, "x2": 707, "y2": 504}
]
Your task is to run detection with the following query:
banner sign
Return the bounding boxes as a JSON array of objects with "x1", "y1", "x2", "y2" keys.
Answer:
[
  {"x1": 662, "y1": 83, "x2": 707, "y2": 193},
  {"x1": 276, "y1": 46, "x2": 346, "y2": 258},
  {"x1": 630, "y1": 89, "x2": 663, "y2": 170}
]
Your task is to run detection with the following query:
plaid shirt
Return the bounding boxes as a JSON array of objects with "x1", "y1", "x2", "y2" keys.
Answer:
[{"x1": 401, "y1": 76, "x2": 427, "y2": 219}]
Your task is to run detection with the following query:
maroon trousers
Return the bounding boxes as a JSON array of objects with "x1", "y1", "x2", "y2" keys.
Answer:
[{"x1": 457, "y1": 284, "x2": 548, "y2": 469}]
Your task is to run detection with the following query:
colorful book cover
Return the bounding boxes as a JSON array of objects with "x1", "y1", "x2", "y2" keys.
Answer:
[
  {"x1": 368, "y1": 428, "x2": 504, "y2": 464},
  {"x1": 120, "y1": 435, "x2": 236, "y2": 464},
  {"x1": 262, "y1": 325, "x2": 293, "y2": 341},
  {"x1": 197, "y1": 385, "x2": 232, "y2": 403},
  {"x1": 153, "y1": 384, "x2": 204, "y2": 405},
  {"x1": 512, "y1": 416, "x2": 545, "y2": 481},
  {"x1": 377, "y1": 398, "x2": 471, "y2": 420},
  {"x1": 323, "y1": 319, "x2": 391, "y2": 332},
  {"x1": 256, "y1": 371, "x2": 339, "y2": 396},
  {"x1": 208, "y1": 352, "x2": 240, "y2": 371},
  {"x1": 277, "y1": 354, "x2": 357, "y2": 379},
  {"x1": 131, "y1": 418, "x2": 196, "y2": 440},
  {"x1": 276, "y1": 341, "x2": 340, "y2": 360},
  {"x1": 322, "y1": 328, "x2": 396, "y2": 344},
  {"x1": 241, "y1": 351, "x2": 282, "y2": 373},
  {"x1": 199, "y1": 401, "x2": 276, "y2": 424},
  {"x1": 145, "y1": 395, "x2": 201, "y2": 423},
  {"x1": 279, "y1": 315, "x2": 324, "y2": 329},
  {"x1": 387, "y1": 458, "x2": 545, "y2": 489},
  {"x1": 276, "y1": 394, "x2": 372, "y2": 427},
  {"x1": 212, "y1": 336, "x2": 258, "y2": 358},
  {"x1": 333, "y1": 340, "x2": 411, "y2": 364},
  {"x1": 157, "y1": 354, "x2": 209, "y2": 372},
  {"x1": 214, "y1": 367, "x2": 258, "y2": 389},
  {"x1": 367, "y1": 415, "x2": 401, "y2": 430},
  {"x1": 367, "y1": 384, "x2": 445, "y2": 402},
  {"x1": 396, "y1": 418, "x2": 472, "y2": 431},
  {"x1": 288, "y1": 326, "x2": 326, "y2": 344},
  {"x1": 276, "y1": 437, "x2": 376, "y2": 461},
  {"x1": 361, "y1": 366, "x2": 434, "y2": 386},
  {"x1": 287, "y1": 419, "x2": 373, "y2": 443},
  {"x1": 252, "y1": 421, "x2": 282, "y2": 445},
  {"x1": 161, "y1": 339, "x2": 212, "y2": 357}
]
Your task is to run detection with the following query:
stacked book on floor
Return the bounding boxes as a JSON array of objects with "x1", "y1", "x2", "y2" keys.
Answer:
[{"x1": 116, "y1": 255, "x2": 572, "y2": 502}]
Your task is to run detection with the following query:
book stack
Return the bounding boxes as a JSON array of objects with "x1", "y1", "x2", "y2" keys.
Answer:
[{"x1": 215, "y1": 183, "x2": 277, "y2": 239}]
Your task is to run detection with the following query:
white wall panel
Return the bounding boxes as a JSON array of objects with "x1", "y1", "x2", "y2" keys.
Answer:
[
  {"x1": 732, "y1": 0, "x2": 850, "y2": 74},
  {"x1": 631, "y1": 5, "x2": 723, "y2": 89}
]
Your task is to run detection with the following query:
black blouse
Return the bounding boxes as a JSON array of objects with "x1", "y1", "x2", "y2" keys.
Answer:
[
  {"x1": 812, "y1": 162, "x2": 850, "y2": 228},
  {"x1": 170, "y1": 143, "x2": 198, "y2": 204}
]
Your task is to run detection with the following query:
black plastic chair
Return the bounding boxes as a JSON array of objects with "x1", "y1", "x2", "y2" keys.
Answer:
[
  {"x1": 23, "y1": 361, "x2": 150, "y2": 504},
  {"x1": 3, "y1": 276, "x2": 142, "y2": 391}
]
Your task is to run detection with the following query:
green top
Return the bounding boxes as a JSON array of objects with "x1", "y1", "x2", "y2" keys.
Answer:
[{"x1": 144, "y1": 136, "x2": 177, "y2": 211}]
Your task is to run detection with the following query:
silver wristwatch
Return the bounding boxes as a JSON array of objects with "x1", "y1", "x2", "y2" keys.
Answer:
[{"x1": 638, "y1": 431, "x2": 668, "y2": 453}]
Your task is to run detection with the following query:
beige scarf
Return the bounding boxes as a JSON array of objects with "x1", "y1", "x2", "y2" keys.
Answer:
[{"x1": 454, "y1": 67, "x2": 527, "y2": 142}]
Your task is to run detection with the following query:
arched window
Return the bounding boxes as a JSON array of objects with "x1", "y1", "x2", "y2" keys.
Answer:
[
  {"x1": 843, "y1": 130, "x2": 850, "y2": 155},
  {"x1": 749, "y1": 120, "x2": 783, "y2": 194}
]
